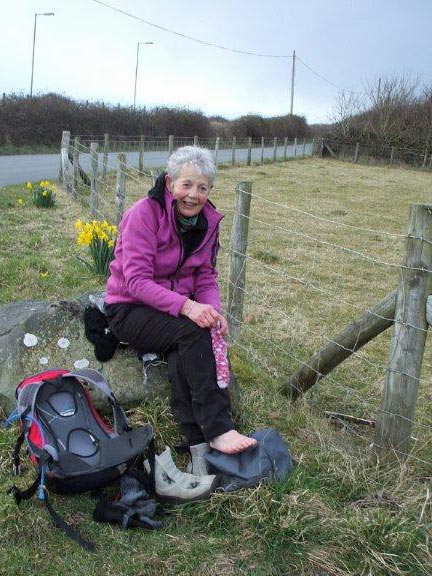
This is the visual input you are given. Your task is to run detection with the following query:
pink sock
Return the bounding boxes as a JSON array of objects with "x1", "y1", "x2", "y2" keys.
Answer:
[{"x1": 210, "y1": 326, "x2": 230, "y2": 388}]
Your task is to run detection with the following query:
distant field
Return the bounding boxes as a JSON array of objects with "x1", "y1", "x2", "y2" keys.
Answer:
[{"x1": 1, "y1": 158, "x2": 432, "y2": 575}]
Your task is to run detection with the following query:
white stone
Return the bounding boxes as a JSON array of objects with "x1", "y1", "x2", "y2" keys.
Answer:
[
  {"x1": 73, "y1": 358, "x2": 90, "y2": 369},
  {"x1": 23, "y1": 333, "x2": 38, "y2": 347},
  {"x1": 39, "y1": 356, "x2": 49, "y2": 365},
  {"x1": 57, "y1": 337, "x2": 70, "y2": 349}
]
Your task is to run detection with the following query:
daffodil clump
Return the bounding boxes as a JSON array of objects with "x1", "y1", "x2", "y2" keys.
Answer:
[
  {"x1": 26, "y1": 180, "x2": 56, "y2": 208},
  {"x1": 75, "y1": 219, "x2": 118, "y2": 277}
]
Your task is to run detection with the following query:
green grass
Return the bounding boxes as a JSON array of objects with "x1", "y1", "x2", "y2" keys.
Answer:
[{"x1": 1, "y1": 160, "x2": 432, "y2": 575}]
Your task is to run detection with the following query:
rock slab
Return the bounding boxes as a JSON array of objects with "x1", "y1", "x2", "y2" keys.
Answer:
[{"x1": 0, "y1": 295, "x2": 240, "y2": 416}]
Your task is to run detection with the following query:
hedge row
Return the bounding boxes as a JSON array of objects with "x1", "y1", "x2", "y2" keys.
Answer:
[{"x1": 0, "y1": 93, "x2": 311, "y2": 148}]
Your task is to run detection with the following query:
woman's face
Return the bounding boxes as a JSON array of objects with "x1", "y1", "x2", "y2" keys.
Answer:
[{"x1": 166, "y1": 165, "x2": 212, "y2": 218}]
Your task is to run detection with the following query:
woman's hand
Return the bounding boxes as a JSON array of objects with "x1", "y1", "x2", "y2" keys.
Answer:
[
  {"x1": 181, "y1": 299, "x2": 227, "y2": 334},
  {"x1": 217, "y1": 314, "x2": 228, "y2": 337}
]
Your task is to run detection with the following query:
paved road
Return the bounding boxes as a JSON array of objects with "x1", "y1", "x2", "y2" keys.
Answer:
[{"x1": 0, "y1": 143, "x2": 314, "y2": 186}]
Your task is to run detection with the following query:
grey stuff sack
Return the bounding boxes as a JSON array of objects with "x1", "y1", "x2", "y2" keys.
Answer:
[{"x1": 204, "y1": 428, "x2": 293, "y2": 492}]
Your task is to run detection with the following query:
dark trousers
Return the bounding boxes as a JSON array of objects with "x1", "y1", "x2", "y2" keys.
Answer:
[{"x1": 105, "y1": 304, "x2": 234, "y2": 444}]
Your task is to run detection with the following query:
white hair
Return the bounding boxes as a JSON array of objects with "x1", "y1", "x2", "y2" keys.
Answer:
[{"x1": 166, "y1": 146, "x2": 217, "y2": 186}]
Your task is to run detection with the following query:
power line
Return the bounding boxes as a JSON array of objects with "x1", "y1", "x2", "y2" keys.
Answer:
[
  {"x1": 89, "y1": 0, "x2": 292, "y2": 58},
  {"x1": 89, "y1": 0, "x2": 361, "y2": 95},
  {"x1": 296, "y1": 55, "x2": 362, "y2": 94}
]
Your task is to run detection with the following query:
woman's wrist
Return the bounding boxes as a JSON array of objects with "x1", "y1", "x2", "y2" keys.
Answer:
[{"x1": 181, "y1": 299, "x2": 195, "y2": 317}]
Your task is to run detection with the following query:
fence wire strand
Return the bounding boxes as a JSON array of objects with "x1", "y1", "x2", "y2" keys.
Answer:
[{"x1": 59, "y1": 135, "x2": 432, "y2": 468}]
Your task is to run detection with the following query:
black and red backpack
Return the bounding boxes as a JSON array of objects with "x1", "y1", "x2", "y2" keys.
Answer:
[{"x1": 4, "y1": 368, "x2": 153, "y2": 549}]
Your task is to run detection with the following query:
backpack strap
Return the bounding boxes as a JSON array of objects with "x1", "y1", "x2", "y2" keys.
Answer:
[
  {"x1": 43, "y1": 489, "x2": 95, "y2": 551},
  {"x1": 9, "y1": 456, "x2": 96, "y2": 552},
  {"x1": 7, "y1": 449, "x2": 51, "y2": 504},
  {"x1": 8, "y1": 473, "x2": 41, "y2": 504},
  {"x1": 65, "y1": 369, "x2": 131, "y2": 434},
  {"x1": 12, "y1": 430, "x2": 25, "y2": 475}
]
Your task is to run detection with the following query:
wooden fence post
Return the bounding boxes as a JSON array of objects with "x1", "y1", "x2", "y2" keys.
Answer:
[
  {"x1": 90, "y1": 142, "x2": 99, "y2": 218},
  {"x1": 168, "y1": 135, "x2": 174, "y2": 156},
  {"x1": 422, "y1": 148, "x2": 428, "y2": 168},
  {"x1": 375, "y1": 203, "x2": 432, "y2": 460},
  {"x1": 72, "y1": 136, "x2": 80, "y2": 197},
  {"x1": 284, "y1": 137, "x2": 288, "y2": 161},
  {"x1": 429, "y1": 153, "x2": 432, "y2": 168},
  {"x1": 232, "y1": 136, "x2": 236, "y2": 166},
  {"x1": 294, "y1": 137, "x2": 298, "y2": 157},
  {"x1": 261, "y1": 137, "x2": 265, "y2": 164},
  {"x1": 320, "y1": 138, "x2": 324, "y2": 158},
  {"x1": 247, "y1": 137, "x2": 252, "y2": 166},
  {"x1": 60, "y1": 130, "x2": 73, "y2": 193},
  {"x1": 102, "y1": 133, "x2": 109, "y2": 181},
  {"x1": 354, "y1": 142, "x2": 360, "y2": 163},
  {"x1": 194, "y1": 135, "x2": 199, "y2": 146},
  {"x1": 151, "y1": 168, "x2": 163, "y2": 185},
  {"x1": 390, "y1": 147, "x2": 395, "y2": 164},
  {"x1": 115, "y1": 153, "x2": 127, "y2": 225},
  {"x1": 214, "y1": 137, "x2": 220, "y2": 165},
  {"x1": 273, "y1": 137, "x2": 277, "y2": 162},
  {"x1": 138, "y1": 135, "x2": 145, "y2": 175},
  {"x1": 284, "y1": 289, "x2": 397, "y2": 399},
  {"x1": 311, "y1": 137, "x2": 316, "y2": 156},
  {"x1": 302, "y1": 138, "x2": 306, "y2": 157},
  {"x1": 59, "y1": 130, "x2": 68, "y2": 181},
  {"x1": 227, "y1": 181, "x2": 253, "y2": 342}
]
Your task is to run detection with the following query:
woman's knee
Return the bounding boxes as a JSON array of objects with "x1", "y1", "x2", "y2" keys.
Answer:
[{"x1": 180, "y1": 322, "x2": 212, "y2": 348}]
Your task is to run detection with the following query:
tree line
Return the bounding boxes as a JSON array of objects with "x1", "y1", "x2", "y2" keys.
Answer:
[
  {"x1": 0, "y1": 93, "x2": 310, "y2": 150},
  {"x1": 323, "y1": 75, "x2": 432, "y2": 153}
]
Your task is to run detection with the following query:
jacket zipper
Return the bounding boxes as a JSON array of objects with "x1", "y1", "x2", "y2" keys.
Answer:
[
  {"x1": 170, "y1": 219, "x2": 184, "y2": 291},
  {"x1": 169, "y1": 204, "x2": 223, "y2": 289}
]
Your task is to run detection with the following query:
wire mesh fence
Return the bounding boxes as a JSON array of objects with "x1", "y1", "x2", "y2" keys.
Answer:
[
  {"x1": 61, "y1": 133, "x2": 432, "y2": 468},
  {"x1": 69, "y1": 133, "x2": 315, "y2": 175},
  {"x1": 217, "y1": 173, "x2": 432, "y2": 469},
  {"x1": 322, "y1": 139, "x2": 432, "y2": 170}
]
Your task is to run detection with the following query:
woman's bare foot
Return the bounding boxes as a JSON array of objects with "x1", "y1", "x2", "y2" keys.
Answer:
[{"x1": 209, "y1": 430, "x2": 257, "y2": 454}]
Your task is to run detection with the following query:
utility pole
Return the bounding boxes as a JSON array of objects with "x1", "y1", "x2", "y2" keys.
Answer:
[
  {"x1": 133, "y1": 41, "x2": 154, "y2": 110},
  {"x1": 30, "y1": 12, "x2": 54, "y2": 97},
  {"x1": 290, "y1": 50, "x2": 296, "y2": 116}
]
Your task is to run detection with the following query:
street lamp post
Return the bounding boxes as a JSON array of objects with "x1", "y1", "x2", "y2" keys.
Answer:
[
  {"x1": 30, "y1": 12, "x2": 55, "y2": 97},
  {"x1": 133, "y1": 41, "x2": 154, "y2": 110}
]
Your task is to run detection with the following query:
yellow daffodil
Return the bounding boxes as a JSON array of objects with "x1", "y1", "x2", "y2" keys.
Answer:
[
  {"x1": 40, "y1": 271, "x2": 48, "y2": 278},
  {"x1": 76, "y1": 218, "x2": 117, "y2": 247},
  {"x1": 26, "y1": 182, "x2": 33, "y2": 190},
  {"x1": 17, "y1": 198, "x2": 25, "y2": 206}
]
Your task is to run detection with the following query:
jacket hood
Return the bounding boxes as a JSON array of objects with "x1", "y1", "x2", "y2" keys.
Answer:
[{"x1": 148, "y1": 171, "x2": 167, "y2": 208}]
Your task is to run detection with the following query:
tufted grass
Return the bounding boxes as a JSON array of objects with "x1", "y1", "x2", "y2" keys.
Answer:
[{"x1": 1, "y1": 158, "x2": 432, "y2": 575}]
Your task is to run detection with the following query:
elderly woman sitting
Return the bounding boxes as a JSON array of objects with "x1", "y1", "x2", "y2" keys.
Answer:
[{"x1": 104, "y1": 146, "x2": 256, "y2": 460}]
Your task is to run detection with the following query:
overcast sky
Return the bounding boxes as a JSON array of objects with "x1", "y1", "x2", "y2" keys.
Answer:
[{"x1": 1, "y1": 0, "x2": 432, "y2": 124}]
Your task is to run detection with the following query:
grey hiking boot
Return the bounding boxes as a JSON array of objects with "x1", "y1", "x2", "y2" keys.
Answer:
[
  {"x1": 153, "y1": 447, "x2": 217, "y2": 504},
  {"x1": 186, "y1": 442, "x2": 212, "y2": 476}
]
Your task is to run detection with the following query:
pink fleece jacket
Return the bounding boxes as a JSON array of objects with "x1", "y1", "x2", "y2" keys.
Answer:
[{"x1": 105, "y1": 187, "x2": 224, "y2": 316}]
